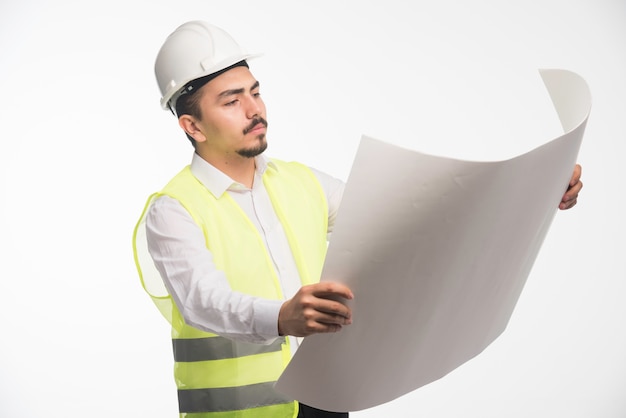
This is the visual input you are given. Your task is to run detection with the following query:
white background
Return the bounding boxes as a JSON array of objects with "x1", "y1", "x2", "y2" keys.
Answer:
[{"x1": 0, "y1": 1, "x2": 624, "y2": 417}]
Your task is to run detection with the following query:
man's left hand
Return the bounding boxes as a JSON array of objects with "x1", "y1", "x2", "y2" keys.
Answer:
[{"x1": 559, "y1": 164, "x2": 583, "y2": 210}]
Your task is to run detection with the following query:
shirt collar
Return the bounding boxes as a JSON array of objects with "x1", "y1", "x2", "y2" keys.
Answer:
[{"x1": 190, "y1": 152, "x2": 277, "y2": 198}]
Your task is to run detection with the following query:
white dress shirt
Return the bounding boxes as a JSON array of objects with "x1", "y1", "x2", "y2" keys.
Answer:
[{"x1": 146, "y1": 152, "x2": 344, "y2": 351}]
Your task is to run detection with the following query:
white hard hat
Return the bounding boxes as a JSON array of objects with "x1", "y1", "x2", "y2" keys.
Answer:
[{"x1": 155, "y1": 21, "x2": 261, "y2": 111}]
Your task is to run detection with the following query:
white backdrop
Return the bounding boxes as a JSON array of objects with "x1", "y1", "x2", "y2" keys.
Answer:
[{"x1": 0, "y1": 1, "x2": 624, "y2": 417}]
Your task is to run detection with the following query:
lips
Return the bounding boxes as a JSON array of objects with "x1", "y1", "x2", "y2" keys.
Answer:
[
  {"x1": 248, "y1": 123, "x2": 265, "y2": 134},
  {"x1": 243, "y1": 117, "x2": 268, "y2": 135}
]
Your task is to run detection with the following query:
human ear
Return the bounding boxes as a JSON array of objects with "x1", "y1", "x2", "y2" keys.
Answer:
[{"x1": 178, "y1": 115, "x2": 207, "y2": 143}]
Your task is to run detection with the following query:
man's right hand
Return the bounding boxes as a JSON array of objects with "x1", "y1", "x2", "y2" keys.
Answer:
[{"x1": 278, "y1": 282, "x2": 354, "y2": 337}]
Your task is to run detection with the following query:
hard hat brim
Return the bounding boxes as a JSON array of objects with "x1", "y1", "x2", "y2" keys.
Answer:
[{"x1": 160, "y1": 53, "x2": 263, "y2": 111}]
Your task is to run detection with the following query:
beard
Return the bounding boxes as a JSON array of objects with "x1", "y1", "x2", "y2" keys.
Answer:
[
  {"x1": 238, "y1": 116, "x2": 269, "y2": 158},
  {"x1": 236, "y1": 134, "x2": 268, "y2": 158}
]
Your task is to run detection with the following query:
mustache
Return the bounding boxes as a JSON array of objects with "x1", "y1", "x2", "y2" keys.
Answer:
[{"x1": 243, "y1": 117, "x2": 268, "y2": 135}]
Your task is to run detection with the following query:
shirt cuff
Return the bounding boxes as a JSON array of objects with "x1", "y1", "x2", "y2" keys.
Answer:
[{"x1": 252, "y1": 298, "x2": 284, "y2": 341}]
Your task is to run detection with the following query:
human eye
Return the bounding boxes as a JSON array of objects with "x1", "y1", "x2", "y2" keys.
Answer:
[{"x1": 224, "y1": 99, "x2": 239, "y2": 106}]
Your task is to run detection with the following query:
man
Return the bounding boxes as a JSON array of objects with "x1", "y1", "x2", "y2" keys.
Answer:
[{"x1": 133, "y1": 20, "x2": 583, "y2": 418}]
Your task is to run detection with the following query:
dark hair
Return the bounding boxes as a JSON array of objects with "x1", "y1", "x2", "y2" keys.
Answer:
[{"x1": 175, "y1": 91, "x2": 204, "y2": 147}]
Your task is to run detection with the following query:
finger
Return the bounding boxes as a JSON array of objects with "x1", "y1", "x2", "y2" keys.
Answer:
[
  {"x1": 311, "y1": 282, "x2": 354, "y2": 300},
  {"x1": 301, "y1": 311, "x2": 348, "y2": 334},
  {"x1": 320, "y1": 311, "x2": 353, "y2": 325},
  {"x1": 570, "y1": 164, "x2": 582, "y2": 187},
  {"x1": 559, "y1": 192, "x2": 577, "y2": 209},
  {"x1": 315, "y1": 323, "x2": 343, "y2": 334},
  {"x1": 560, "y1": 179, "x2": 583, "y2": 207},
  {"x1": 563, "y1": 182, "x2": 582, "y2": 201},
  {"x1": 559, "y1": 198, "x2": 577, "y2": 210},
  {"x1": 314, "y1": 311, "x2": 352, "y2": 331},
  {"x1": 315, "y1": 298, "x2": 352, "y2": 320}
]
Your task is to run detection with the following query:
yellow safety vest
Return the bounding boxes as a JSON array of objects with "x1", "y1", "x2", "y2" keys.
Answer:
[{"x1": 133, "y1": 160, "x2": 329, "y2": 417}]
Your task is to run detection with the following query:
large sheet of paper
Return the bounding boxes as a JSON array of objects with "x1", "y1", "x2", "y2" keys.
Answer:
[{"x1": 275, "y1": 69, "x2": 591, "y2": 412}]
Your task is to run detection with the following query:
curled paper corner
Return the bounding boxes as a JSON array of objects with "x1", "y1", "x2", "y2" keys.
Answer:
[{"x1": 539, "y1": 68, "x2": 592, "y2": 133}]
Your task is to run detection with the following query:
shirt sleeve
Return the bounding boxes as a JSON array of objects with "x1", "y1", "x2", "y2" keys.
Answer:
[
  {"x1": 308, "y1": 167, "x2": 345, "y2": 235},
  {"x1": 146, "y1": 195, "x2": 283, "y2": 344}
]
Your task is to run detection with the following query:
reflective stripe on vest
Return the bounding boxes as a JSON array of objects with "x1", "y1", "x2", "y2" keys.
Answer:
[
  {"x1": 133, "y1": 159, "x2": 328, "y2": 417},
  {"x1": 172, "y1": 336, "x2": 285, "y2": 362},
  {"x1": 178, "y1": 382, "x2": 292, "y2": 413}
]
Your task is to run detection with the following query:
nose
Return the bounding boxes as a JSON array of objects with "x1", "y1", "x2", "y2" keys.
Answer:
[{"x1": 245, "y1": 95, "x2": 262, "y2": 119}]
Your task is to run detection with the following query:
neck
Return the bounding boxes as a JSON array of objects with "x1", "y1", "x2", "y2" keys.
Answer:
[{"x1": 197, "y1": 149, "x2": 257, "y2": 188}]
